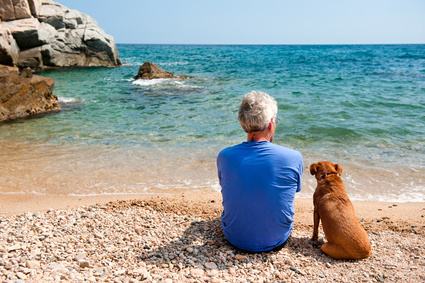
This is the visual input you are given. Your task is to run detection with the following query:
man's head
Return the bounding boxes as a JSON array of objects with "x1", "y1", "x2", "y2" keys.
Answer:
[{"x1": 238, "y1": 91, "x2": 278, "y2": 133}]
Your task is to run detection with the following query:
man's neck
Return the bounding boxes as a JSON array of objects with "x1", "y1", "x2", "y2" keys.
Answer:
[{"x1": 247, "y1": 131, "x2": 271, "y2": 142}]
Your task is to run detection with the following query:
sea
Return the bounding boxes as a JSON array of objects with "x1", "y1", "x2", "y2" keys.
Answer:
[{"x1": 1, "y1": 44, "x2": 424, "y2": 202}]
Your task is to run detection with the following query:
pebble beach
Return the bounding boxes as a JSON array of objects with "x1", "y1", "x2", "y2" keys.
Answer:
[{"x1": 0, "y1": 191, "x2": 424, "y2": 282}]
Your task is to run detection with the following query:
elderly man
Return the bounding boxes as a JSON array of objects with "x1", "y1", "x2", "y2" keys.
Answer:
[{"x1": 217, "y1": 91, "x2": 303, "y2": 252}]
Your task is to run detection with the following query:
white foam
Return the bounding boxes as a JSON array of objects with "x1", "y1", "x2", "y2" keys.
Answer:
[
  {"x1": 132, "y1": 78, "x2": 175, "y2": 86},
  {"x1": 131, "y1": 78, "x2": 205, "y2": 91},
  {"x1": 0, "y1": 191, "x2": 46, "y2": 196},
  {"x1": 58, "y1": 97, "x2": 79, "y2": 104}
]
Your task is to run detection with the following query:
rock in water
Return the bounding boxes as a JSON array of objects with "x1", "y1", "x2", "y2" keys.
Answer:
[
  {"x1": 134, "y1": 62, "x2": 175, "y2": 80},
  {"x1": 0, "y1": 0, "x2": 121, "y2": 70},
  {"x1": 0, "y1": 64, "x2": 60, "y2": 121}
]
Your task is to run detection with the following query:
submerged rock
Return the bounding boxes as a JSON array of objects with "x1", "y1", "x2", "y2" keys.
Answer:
[
  {"x1": 135, "y1": 61, "x2": 185, "y2": 80},
  {"x1": 0, "y1": 0, "x2": 121, "y2": 70},
  {"x1": 0, "y1": 64, "x2": 60, "y2": 121}
]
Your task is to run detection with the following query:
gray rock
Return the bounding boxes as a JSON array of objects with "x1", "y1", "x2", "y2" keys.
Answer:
[
  {"x1": 17, "y1": 46, "x2": 42, "y2": 68},
  {"x1": 2, "y1": 18, "x2": 43, "y2": 49},
  {"x1": 38, "y1": 22, "x2": 57, "y2": 44},
  {"x1": 0, "y1": 28, "x2": 19, "y2": 66},
  {"x1": 0, "y1": 0, "x2": 121, "y2": 69},
  {"x1": 37, "y1": 0, "x2": 67, "y2": 29}
]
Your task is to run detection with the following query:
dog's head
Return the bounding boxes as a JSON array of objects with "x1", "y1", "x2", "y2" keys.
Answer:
[{"x1": 310, "y1": 161, "x2": 342, "y2": 181}]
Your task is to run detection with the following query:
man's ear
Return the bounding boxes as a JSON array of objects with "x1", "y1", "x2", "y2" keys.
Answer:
[
  {"x1": 334, "y1": 164, "x2": 343, "y2": 176},
  {"x1": 267, "y1": 118, "x2": 273, "y2": 130},
  {"x1": 310, "y1": 163, "x2": 318, "y2": 175}
]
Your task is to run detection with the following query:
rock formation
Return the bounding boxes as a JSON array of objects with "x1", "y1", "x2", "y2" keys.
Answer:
[
  {"x1": 0, "y1": 64, "x2": 60, "y2": 121},
  {"x1": 135, "y1": 62, "x2": 185, "y2": 80},
  {"x1": 0, "y1": 0, "x2": 121, "y2": 70}
]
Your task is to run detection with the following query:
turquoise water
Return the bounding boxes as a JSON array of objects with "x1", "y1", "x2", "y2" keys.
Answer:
[{"x1": 1, "y1": 44, "x2": 424, "y2": 201}]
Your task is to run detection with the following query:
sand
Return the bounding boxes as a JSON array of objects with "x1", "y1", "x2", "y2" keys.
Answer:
[{"x1": 0, "y1": 191, "x2": 424, "y2": 282}]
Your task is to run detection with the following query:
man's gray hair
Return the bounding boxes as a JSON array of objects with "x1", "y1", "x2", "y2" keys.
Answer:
[{"x1": 238, "y1": 91, "x2": 278, "y2": 133}]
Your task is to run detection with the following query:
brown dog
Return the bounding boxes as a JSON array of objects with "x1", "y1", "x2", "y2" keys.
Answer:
[{"x1": 310, "y1": 161, "x2": 371, "y2": 260}]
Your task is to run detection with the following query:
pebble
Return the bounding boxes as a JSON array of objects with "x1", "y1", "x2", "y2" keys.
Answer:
[
  {"x1": 141, "y1": 271, "x2": 151, "y2": 280},
  {"x1": 190, "y1": 268, "x2": 204, "y2": 277},
  {"x1": 56, "y1": 267, "x2": 69, "y2": 275},
  {"x1": 0, "y1": 198, "x2": 422, "y2": 282},
  {"x1": 235, "y1": 254, "x2": 247, "y2": 261},
  {"x1": 205, "y1": 262, "x2": 218, "y2": 269},
  {"x1": 290, "y1": 266, "x2": 300, "y2": 274},
  {"x1": 94, "y1": 268, "x2": 105, "y2": 276},
  {"x1": 26, "y1": 260, "x2": 40, "y2": 269},
  {"x1": 7, "y1": 244, "x2": 21, "y2": 252},
  {"x1": 207, "y1": 269, "x2": 219, "y2": 277},
  {"x1": 114, "y1": 269, "x2": 126, "y2": 276},
  {"x1": 74, "y1": 252, "x2": 87, "y2": 261},
  {"x1": 16, "y1": 272, "x2": 27, "y2": 280},
  {"x1": 79, "y1": 261, "x2": 90, "y2": 268}
]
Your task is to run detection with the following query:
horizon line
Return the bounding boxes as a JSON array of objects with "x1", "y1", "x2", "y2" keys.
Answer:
[{"x1": 116, "y1": 42, "x2": 425, "y2": 46}]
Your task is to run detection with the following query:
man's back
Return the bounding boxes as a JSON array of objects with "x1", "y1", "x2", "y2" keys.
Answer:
[{"x1": 217, "y1": 141, "x2": 303, "y2": 252}]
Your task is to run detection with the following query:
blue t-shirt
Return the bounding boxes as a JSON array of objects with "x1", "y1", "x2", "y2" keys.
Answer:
[{"x1": 217, "y1": 141, "x2": 303, "y2": 252}]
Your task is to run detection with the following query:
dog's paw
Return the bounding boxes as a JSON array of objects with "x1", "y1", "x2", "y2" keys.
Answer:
[{"x1": 311, "y1": 235, "x2": 318, "y2": 241}]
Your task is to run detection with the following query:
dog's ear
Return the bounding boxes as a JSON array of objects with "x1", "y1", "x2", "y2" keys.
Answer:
[
  {"x1": 310, "y1": 163, "x2": 318, "y2": 175},
  {"x1": 334, "y1": 164, "x2": 343, "y2": 176}
]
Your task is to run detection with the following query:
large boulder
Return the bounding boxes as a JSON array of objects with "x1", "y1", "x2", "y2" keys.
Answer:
[
  {"x1": 135, "y1": 62, "x2": 185, "y2": 80},
  {"x1": 0, "y1": 64, "x2": 60, "y2": 121},
  {"x1": 0, "y1": 0, "x2": 121, "y2": 70}
]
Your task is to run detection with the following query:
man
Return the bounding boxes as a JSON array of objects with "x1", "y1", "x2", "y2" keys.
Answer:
[{"x1": 217, "y1": 91, "x2": 303, "y2": 252}]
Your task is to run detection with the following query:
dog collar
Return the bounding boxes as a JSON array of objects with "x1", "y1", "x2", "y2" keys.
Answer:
[{"x1": 320, "y1": 172, "x2": 338, "y2": 180}]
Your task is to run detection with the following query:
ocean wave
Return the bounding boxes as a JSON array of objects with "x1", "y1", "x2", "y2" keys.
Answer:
[
  {"x1": 397, "y1": 54, "x2": 425, "y2": 60},
  {"x1": 131, "y1": 78, "x2": 203, "y2": 90},
  {"x1": 68, "y1": 192, "x2": 160, "y2": 197},
  {"x1": 58, "y1": 97, "x2": 80, "y2": 104},
  {"x1": 366, "y1": 71, "x2": 425, "y2": 80},
  {"x1": 0, "y1": 191, "x2": 46, "y2": 196},
  {"x1": 132, "y1": 78, "x2": 180, "y2": 87},
  {"x1": 159, "y1": 62, "x2": 189, "y2": 66},
  {"x1": 296, "y1": 186, "x2": 425, "y2": 203}
]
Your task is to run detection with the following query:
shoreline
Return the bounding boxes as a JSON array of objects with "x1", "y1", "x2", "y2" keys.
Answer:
[
  {"x1": 1, "y1": 191, "x2": 424, "y2": 219},
  {"x1": 1, "y1": 191, "x2": 424, "y2": 282}
]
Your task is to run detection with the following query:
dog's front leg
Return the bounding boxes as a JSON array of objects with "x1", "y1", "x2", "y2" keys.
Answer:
[{"x1": 311, "y1": 210, "x2": 320, "y2": 241}]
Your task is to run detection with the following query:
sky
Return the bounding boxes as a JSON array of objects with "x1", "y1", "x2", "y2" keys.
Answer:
[{"x1": 57, "y1": 0, "x2": 425, "y2": 45}]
